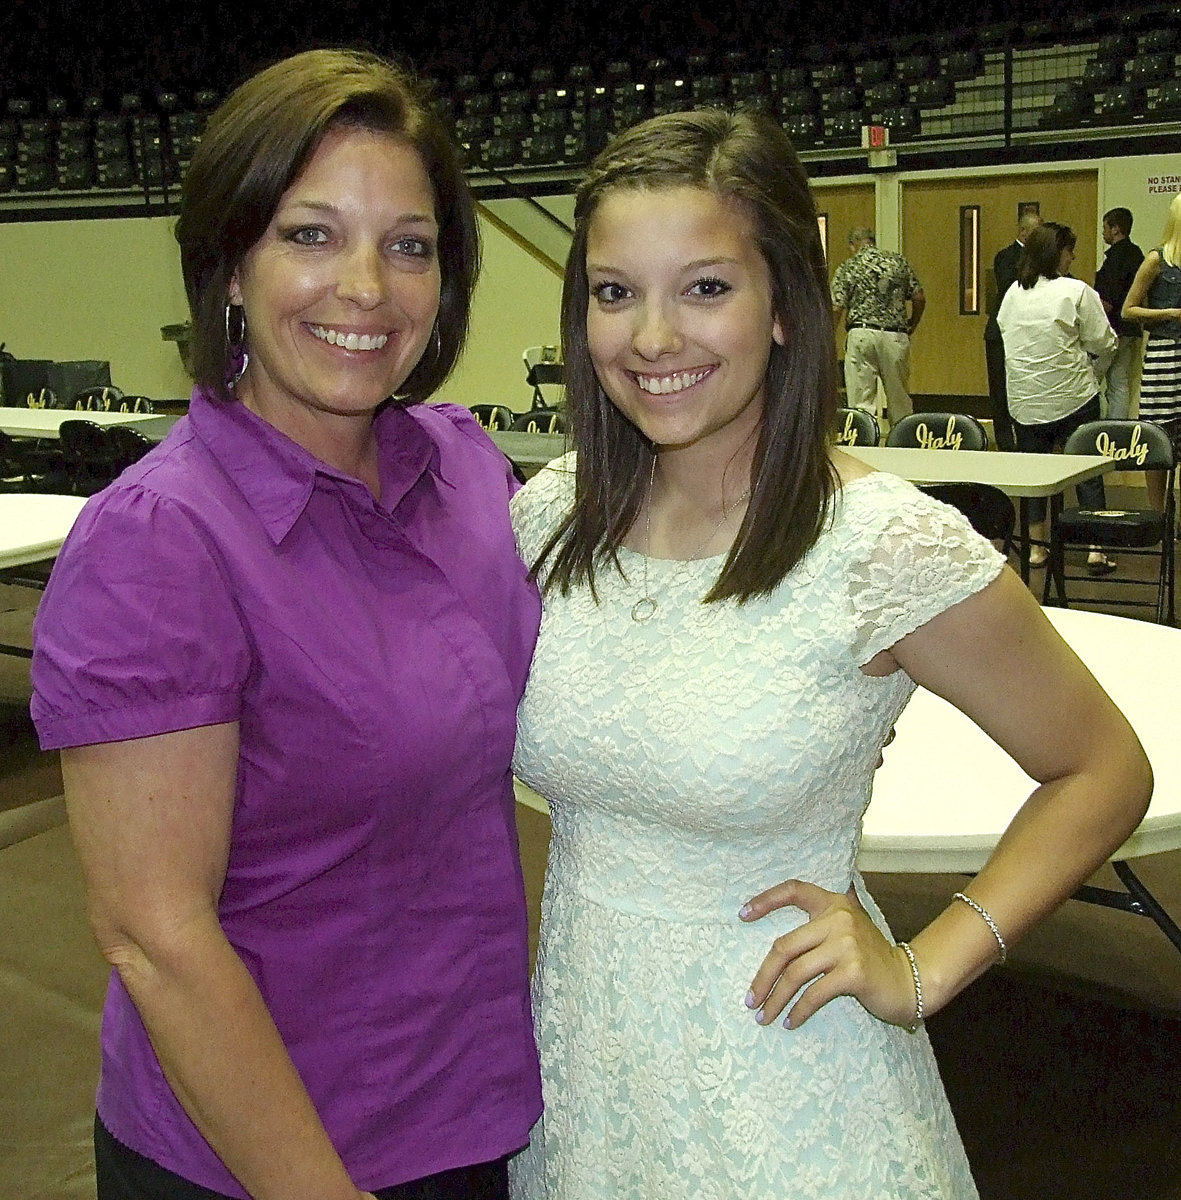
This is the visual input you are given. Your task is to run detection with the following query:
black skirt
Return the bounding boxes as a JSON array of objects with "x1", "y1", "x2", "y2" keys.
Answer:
[{"x1": 95, "y1": 1115, "x2": 511, "y2": 1200}]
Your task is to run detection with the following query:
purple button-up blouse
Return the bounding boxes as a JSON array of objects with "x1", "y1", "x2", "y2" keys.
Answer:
[{"x1": 31, "y1": 390, "x2": 542, "y2": 1195}]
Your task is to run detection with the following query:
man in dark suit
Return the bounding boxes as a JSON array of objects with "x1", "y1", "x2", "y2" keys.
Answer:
[{"x1": 984, "y1": 211, "x2": 1042, "y2": 450}]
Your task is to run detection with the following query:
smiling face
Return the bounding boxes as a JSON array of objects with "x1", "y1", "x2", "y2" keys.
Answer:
[
  {"x1": 228, "y1": 124, "x2": 441, "y2": 442},
  {"x1": 584, "y1": 185, "x2": 784, "y2": 462}
]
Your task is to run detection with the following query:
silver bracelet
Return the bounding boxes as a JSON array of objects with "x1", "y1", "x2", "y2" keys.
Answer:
[
  {"x1": 897, "y1": 941, "x2": 923, "y2": 1034},
  {"x1": 953, "y1": 891, "x2": 1009, "y2": 964}
]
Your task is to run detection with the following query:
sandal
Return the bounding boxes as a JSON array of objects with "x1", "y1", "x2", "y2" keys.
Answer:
[{"x1": 1087, "y1": 553, "x2": 1117, "y2": 576}]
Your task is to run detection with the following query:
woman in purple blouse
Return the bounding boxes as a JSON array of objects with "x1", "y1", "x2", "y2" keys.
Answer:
[{"x1": 31, "y1": 50, "x2": 541, "y2": 1200}]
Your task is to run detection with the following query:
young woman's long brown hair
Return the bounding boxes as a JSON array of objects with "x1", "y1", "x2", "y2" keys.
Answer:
[{"x1": 535, "y1": 108, "x2": 840, "y2": 604}]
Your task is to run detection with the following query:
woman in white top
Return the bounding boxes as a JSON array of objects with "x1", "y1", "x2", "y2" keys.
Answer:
[
  {"x1": 997, "y1": 223, "x2": 1117, "y2": 570},
  {"x1": 507, "y1": 109, "x2": 1151, "y2": 1200}
]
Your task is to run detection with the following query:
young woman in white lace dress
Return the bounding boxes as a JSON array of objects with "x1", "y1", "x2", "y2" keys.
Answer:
[{"x1": 508, "y1": 109, "x2": 1151, "y2": 1199}]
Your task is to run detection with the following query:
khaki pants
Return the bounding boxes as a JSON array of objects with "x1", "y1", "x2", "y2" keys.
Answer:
[
  {"x1": 843, "y1": 327, "x2": 913, "y2": 426},
  {"x1": 1099, "y1": 334, "x2": 1143, "y2": 420}
]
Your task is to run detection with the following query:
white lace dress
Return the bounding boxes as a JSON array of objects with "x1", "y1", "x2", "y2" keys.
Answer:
[{"x1": 509, "y1": 455, "x2": 1004, "y2": 1199}]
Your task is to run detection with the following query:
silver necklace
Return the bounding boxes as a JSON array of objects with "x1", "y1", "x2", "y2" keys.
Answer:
[{"x1": 630, "y1": 455, "x2": 750, "y2": 623}]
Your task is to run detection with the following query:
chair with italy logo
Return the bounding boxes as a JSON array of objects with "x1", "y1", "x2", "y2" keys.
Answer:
[
  {"x1": 1049, "y1": 420, "x2": 1175, "y2": 623},
  {"x1": 833, "y1": 406, "x2": 881, "y2": 446},
  {"x1": 469, "y1": 404, "x2": 517, "y2": 432},
  {"x1": 885, "y1": 411, "x2": 989, "y2": 452},
  {"x1": 886, "y1": 411, "x2": 1016, "y2": 558},
  {"x1": 510, "y1": 408, "x2": 566, "y2": 435}
]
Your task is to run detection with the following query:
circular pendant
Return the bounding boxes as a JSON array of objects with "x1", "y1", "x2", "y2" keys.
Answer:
[{"x1": 631, "y1": 596, "x2": 657, "y2": 623}]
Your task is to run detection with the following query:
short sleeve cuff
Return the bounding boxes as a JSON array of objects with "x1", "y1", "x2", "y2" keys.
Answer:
[{"x1": 33, "y1": 690, "x2": 242, "y2": 751}]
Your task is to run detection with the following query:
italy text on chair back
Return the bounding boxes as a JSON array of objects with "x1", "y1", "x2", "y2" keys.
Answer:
[
  {"x1": 886, "y1": 412, "x2": 989, "y2": 451},
  {"x1": 510, "y1": 409, "x2": 566, "y2": 435},
  {"x1": 469, "y1": 404, "x2": 516, "y2": 431},
  {"x1": 833, "y1": 407, "x2": 881, "y2": 446}
]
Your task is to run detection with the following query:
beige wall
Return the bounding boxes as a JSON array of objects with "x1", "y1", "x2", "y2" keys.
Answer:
[
  {"x1": 3, "y1": 152, "x2": 1174, "y2": 414},
  {"x1": 0, "y1": 210, "x2": 563, "y2": 412},
  {"x1": 0, "y1": 216, "x2": 193, "y2": 400},
  {"x1": 433, "y1": 206, "x2": 564, "y2": 412},
  {"x1": 1100, "y1": 152, "x2": 1181, "y2": 257},
  {"x1": 813, "y1": 181, "x2": 876, "y2": 362}
]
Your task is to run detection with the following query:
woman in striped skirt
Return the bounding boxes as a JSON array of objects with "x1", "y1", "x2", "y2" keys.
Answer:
[{"x1": 1123, "y1": 192, "x2": 1181, "y2": 511}]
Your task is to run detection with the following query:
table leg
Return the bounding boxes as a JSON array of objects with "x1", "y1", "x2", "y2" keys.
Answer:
[
  {"x1": 1074, "y1": 862, "x2": 1181, "y2": 956},
  {"x1": 1042, "y1": 491, "x2": 1068, "y2": 607},
  {"x1": 1018, "y1": 498, "x2": 1031, "y2": 585},
  {"x1": 0, "y1": 564, "x2": 47, "y2": 658}
]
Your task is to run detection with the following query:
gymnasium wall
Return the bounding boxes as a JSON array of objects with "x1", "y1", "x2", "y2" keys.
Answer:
[{"x1": 0, "y1": 151, "x2": 1176, "y2": 411}]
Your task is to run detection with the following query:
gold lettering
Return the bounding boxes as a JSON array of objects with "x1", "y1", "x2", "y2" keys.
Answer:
[
  {"x1": 1095, "y1": 425, "x2": 1149, "y2": 466},
  {"x1": 915, "y1": 417, "x2": 964, "y2": 451}
]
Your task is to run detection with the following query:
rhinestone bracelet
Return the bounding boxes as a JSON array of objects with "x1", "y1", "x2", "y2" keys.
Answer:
[
  {"x1": 953, "y1": 891, "x2": 1009, "y2": 964},
  {"x1": 897, "y1": 941, "x2": 923, "y2": 1034}
]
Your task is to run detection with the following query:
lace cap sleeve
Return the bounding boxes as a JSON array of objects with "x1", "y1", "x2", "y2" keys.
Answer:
[
  {"x1": 846, "y1": 477, "x2": 1006, "y2": 665},
  {"x1": 510, "y1": 451, "x2": 577, "y2": 573}
]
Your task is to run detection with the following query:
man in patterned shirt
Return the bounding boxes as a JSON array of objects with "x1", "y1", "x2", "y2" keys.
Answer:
[{"x1": 831, "y1": 227, "x2": 925, "y2": 425}]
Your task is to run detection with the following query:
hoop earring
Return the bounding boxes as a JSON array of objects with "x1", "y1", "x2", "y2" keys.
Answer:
[
  {"x1": 225, "y1": 303, "x2": 248, "y2": 385},
  {"x1": 430, "y1": 322, "x2": 442, "y2": 365}
]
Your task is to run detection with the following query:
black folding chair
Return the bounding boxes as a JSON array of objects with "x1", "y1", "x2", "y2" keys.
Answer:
[
  {"x1": 469, "y1": 404, "x2": 516, "y2": 431},
  {"x1": 921, "y1": 482, "x2": 1016, "y2": 560},
  {"x1": 510, "y1": 409, "x2": 565, "y2": 435},
  {"x1": 107, "y1": 425, "x2": 155, "y2": 474},
  {"x1": 1046, "y1": 420, "x2": 1175, "y2": 623},
  {"x1": 833, "y1": 406, "x2": 881, "y2": 446},
  {"x1": 886, "y1": 412, "x2": 989, "y2": 451},
  {"x1": 59, "y1": 419, "x2": 121, "y2": 495},
  {"x1": 526, "y1": 362, "x2": 565, "y2": 410},
  {"x1": 70, "y1": 385, "x2": 123, "y2": 412}
]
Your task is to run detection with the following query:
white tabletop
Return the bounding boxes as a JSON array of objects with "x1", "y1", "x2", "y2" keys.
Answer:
[
  {"x1": 0, "y1": 407, "x2": 175, "y2": 439},
  {"x1": 489, "y1": 430, "x2": 567, "y2": 471},
  {"x1": 860, "y1": 607, "x2": 1181, "y2": 872},
  {"x1": 0, "y1": 493, "x2": 87, "y2": 569},
  {"x1": 484, "y1": 438, "x2": 1114, "y2": 497},
  {"x1": 844, "y1": 446, "x2": 1114, "y2": 498}
]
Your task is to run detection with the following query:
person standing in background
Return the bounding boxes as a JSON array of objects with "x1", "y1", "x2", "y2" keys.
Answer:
[
  {"x1": 831, "y1": 227, "x2": 924, "y2": 427},
  {"x1": 998, "y1": 224, "x2": 1117, "y2": 572},
  {"x1": 984, "y1": 210, "x2": 1042, "y2": 450},
  {"x1": 1122, "y1": 192, "x2": 1181, "y2": 512},
  {"x1": 1094, "y1": 207, "x2": 1145, "y2": 419}
]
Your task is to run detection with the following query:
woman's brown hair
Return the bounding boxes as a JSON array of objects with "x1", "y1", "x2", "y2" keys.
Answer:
[
  {"x1": 536, "y1": 107, "x2": 839, "y2": 604},
  {"x1": 1017, "y1": 225, "x2": 1062, "y2": 289},
  {"x1": 175, "y1": 48, "x2": 479, "y2": 403}
]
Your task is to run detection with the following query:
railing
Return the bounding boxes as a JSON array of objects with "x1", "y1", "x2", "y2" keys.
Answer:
[{"x1": 3, "y1": 13, "x2": 1180, "y2": 219}]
